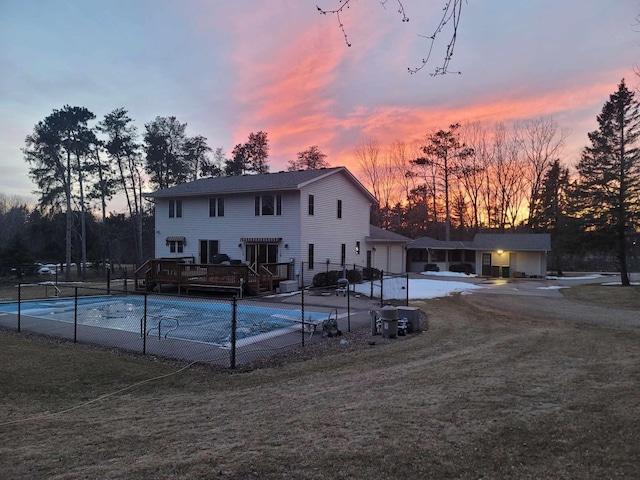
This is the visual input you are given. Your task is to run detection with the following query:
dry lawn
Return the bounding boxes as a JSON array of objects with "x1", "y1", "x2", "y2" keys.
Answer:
[{"x1": 0, "y1": 286, "x2": 639, "y2": 479}]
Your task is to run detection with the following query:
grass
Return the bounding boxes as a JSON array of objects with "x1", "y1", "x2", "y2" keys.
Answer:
[
  {"x1": 562, "y1": 283, "x2": 640, "y2": 310},
  {"x1": 1, "y1": 288, "x2": 639, "y2": 479}
]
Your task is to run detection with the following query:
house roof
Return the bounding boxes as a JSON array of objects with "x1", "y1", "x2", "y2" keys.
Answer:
[
  {"x1": 408, "y1": 233, "x2": 551, "y2": 252},
  {"x1": 408, "y1": 237, "x2": 473, "y2": 250},
  {"x1": 366, "y1": 225, "x2": 411, "y2": 243},
  {"x1": 145, "y1": 167, "x2": 378, "y2": 203},
  {"x1": 472, "y1": 233, "x2": 551, "y2": 251}
]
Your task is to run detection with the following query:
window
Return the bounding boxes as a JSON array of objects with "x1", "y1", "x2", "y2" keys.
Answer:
[
  {"x1": 308, "y1": 244, "x2": 315, "y2": 270},
  {"x1": 355, "y1": 241, "x2": 360, "y2": 255},
  {"x1": 262, "y1": 195, "x2": 274, "y2": 215},
  {"x1": 169, "y1": 199, "x2": 182, "y2": 218},
  {"x1": 337, "y1": 199, "x2": 342, "y2": 219},
  {"x1": 308, "y1": 194, "x2": 314, "y2": 216},
  {"x1": 254, "y1": 195, "x2": 281, "y2": 216},
  {"x1": 168, "y1": 240, "x2": 184, "y2": 253},
  {"x1": 209, "y1": 198, "x2": 224, "y2": 217},
  {"x1": 341, "y1": 243, "x2": 346, "y2": 266}
]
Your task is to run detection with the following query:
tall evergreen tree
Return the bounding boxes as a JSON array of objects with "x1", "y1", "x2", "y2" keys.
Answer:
[
  {"x1": 574, "y1": 80, "x2": 640, "y2": 286},
  {"x1": 23, "y1": 105, "x2": 95, "y2": 281},
  {"x1": 98, "y1": 108, "x2": 145, "y2": 265},
  {"x1": 144, "y1": 116, "x2": 188, "y2": 189},
  {"x1": 287, "y1": 145, "x2": 329, "y2": 171},
  {"x1": 225, "y1": 131, "x2": 270, "y2": 175},
  {"x1": 530, "y1": 159, "x2": 571, "y2": 274}
]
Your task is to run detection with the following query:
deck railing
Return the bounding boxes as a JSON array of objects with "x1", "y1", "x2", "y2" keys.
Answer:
[{"x1": 135, "y1": 259, "x2": 292, "y2": 295}]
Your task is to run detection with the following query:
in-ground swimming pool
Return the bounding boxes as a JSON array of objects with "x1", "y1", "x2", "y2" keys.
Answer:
[{"x1": 0, "y1": 296, "x2": 327, "y2": 346}]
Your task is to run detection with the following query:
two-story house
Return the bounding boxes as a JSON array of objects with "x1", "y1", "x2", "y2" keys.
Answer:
[{"x1": 144, "y1": 167, "x2": 404, "y2": 290}]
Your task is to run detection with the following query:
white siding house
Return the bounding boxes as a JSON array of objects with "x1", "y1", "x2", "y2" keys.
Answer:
[{"x1": 145, "y1": 167, "x2": 382, "y2": 286}]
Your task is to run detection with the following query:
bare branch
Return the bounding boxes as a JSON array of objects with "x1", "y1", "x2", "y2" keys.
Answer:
[{"x1": 317, "y1": 0, "x2": 464, "y2": 76}]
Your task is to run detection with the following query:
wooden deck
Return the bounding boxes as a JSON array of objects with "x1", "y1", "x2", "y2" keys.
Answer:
[{"x1": 134, "y1": 259, "x2": 292, "y2": 296}]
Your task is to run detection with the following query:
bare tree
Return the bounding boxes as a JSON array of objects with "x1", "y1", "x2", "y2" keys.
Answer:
[
  {"x1": 489, "y1": 123, "x2": 526, "y2": 230},
  {"x1": 355, "y1": 138, "x2": 401, "y2": 227},
  {"x1": 458, "y1": 122, "x2": 489, "y2": 231},
  {"x1": 514, "y1": 117, "x2": 568, "y2": 227}
]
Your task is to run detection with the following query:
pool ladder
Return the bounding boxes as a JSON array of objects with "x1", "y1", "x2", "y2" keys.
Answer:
[{"x1": 143, "y1": 314, "x2": 180, "y2": 340}]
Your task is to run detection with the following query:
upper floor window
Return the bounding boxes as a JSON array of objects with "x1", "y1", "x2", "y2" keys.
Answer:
[
  {"x1": 254, "y1": 195, "x2": 282, "y2": 216},
  {"x1": 337, "y1": 199, "x2": 342, "y2": 219},
  {"x1": 355, "y1": 241, "x2": 360, "y2": 255},
  {"x1": 169, "y1": 199, "x2": 182, "y2": 218},
  {"x1": 308, "y1": 194, "x2": 314, "y2": 216},
  {"x1": 209, "y1": 198, "x2": 224, "y2": 217}
]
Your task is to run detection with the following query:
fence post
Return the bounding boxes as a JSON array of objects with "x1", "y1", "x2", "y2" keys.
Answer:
[
  {"x1": 107, "y1": 268, "x2": 111, "y2": 295},
  {"x1": 301, "y1": 288, "x2": 305, "y2": 347},
  {"x1": 123, "y1": 267, "x2": 128, "y2": 293},
  {"x1": 406, "y1": 273, "x2": 410, "y2": 306},
  {"x1": 143, "y1": 293, "x2": 147, "y2": 355},
  {"x1": 380, "y1": 270, "x2": 384, "y2": 308},
  {"x1": 74, "y1": 286, "x2": 78, "y2": 343},
  {"x1": 230, "y1": 296, "x2": 237, "y2": 369},
  {"x1": 17, "y1": 282, "x2": 21, "y2": 333},
  {"x1": 347, "y1": 285, "x2": 351, "y2": 333}
]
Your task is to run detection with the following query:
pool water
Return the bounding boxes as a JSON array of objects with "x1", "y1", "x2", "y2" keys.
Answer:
[{"x1": 0, "y1": 296, "x2": 325, "y2": 346}]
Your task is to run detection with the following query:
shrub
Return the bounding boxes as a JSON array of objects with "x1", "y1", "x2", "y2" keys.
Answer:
[
  {"x1": 424, "y1": 263, "x2": 440, "y2": 272},
  {"x1": 449, "y1": 263, "x2": 473, "y2": 274},
  {"x1": 312, "y1": 269, "x2": 362, "y2": 287},
  {"x1": 362, "y1": 267, "x2": 381, "y2": 281}
]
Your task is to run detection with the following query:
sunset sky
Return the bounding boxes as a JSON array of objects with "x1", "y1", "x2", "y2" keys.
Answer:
[{"x1": 0, "y1": 0, "x2": 638, "y2": 208}]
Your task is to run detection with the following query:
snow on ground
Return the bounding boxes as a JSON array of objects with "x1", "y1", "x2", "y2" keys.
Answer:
[
  {"x1": 353, "y1": 276, "x2": 483, "y2": 300},
  {"x1": 420, "y1": 271, "x2": 477, "y2": 278},
  {"x1": 538, "y1": 286, "x2": 569, "y2": 290},
  {"x1": 545, "y1": 274, "x2": 604, "y2": 281}
]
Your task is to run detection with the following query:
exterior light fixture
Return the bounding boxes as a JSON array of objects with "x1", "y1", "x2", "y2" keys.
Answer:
[{"x1": 497, "y1": 249, "x2": 504, "y2": 255}]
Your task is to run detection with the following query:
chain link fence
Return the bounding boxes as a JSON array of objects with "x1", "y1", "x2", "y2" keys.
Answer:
[
  {"x1": 301, "y1": 261, "x2": 410, "y2": 307},
  {"x1": 0, "y1": 274, "x2": 412, "y2": 367}
]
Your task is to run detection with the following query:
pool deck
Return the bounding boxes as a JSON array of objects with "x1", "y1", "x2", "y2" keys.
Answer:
[{"x1": 0, "y1": 290, "x2": 385, "y2": 367}]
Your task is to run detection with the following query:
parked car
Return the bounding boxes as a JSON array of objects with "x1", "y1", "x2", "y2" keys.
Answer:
[{"x1": 37, "y1": 266, "x2": 53, "y2": 275}]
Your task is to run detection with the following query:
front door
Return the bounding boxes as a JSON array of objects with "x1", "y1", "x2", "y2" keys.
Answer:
[{"x1": 481, "y1": 253, "x2": 492, "y2": 276}]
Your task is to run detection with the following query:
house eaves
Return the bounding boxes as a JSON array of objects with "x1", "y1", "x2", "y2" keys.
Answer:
[{"x1": 366, "y1": 225, "x2": 411, "y2": 243}]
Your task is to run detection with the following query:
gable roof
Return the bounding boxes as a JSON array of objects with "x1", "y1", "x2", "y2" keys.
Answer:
[
  {"x1": 408, "y1": 237, "x2": 473, "y2": 250},
  {"x1": 367, "y1": 225, "x2": 411, "y2": 243},
  {"x1": 145, "y1": 167, "x2": 378, "y2": 203},
  {"x1": 408, "y1": 233, "x2": 551, "y2": 252},
  {"x1": 472, "y1": 233, "x2": 551, "y2": 251}
]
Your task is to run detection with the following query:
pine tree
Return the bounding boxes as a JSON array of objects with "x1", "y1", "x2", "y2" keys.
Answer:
[{"x1": 575, "y1": 80, "x2": 640, "y2": 286}]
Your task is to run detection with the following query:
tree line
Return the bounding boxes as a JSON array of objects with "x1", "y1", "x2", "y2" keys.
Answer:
[
  {"x1": 359, "y1": 80, "x2": 639, "y2": 285},
  {"x1": 2, "y1": 80, "x2": 638, "y2": 285},
  {"x1": 7, "y1": 105, "x2": 329, "y2": 281}
]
